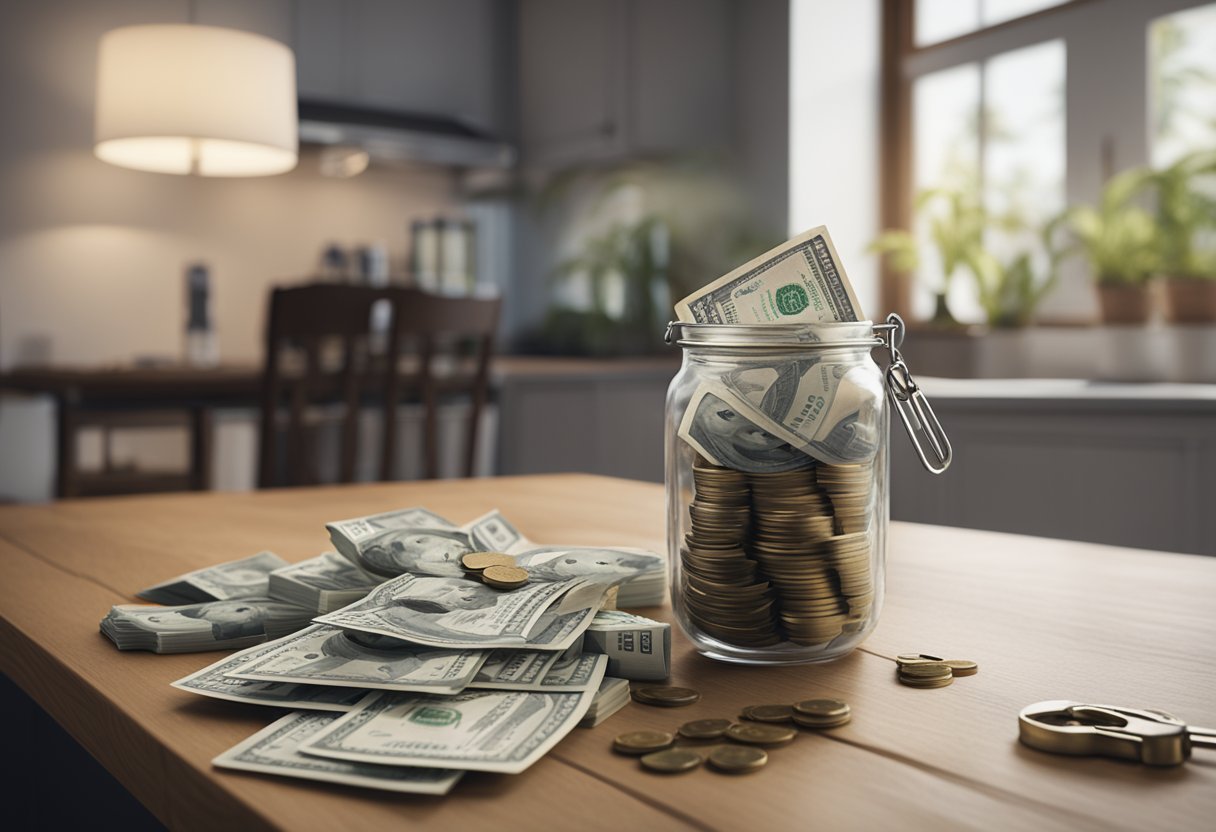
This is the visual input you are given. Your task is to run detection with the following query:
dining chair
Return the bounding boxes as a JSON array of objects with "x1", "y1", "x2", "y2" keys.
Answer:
[
  {"x1": 257, "y1": 284, "x2": 501, "y2": 487},
  {"x1": 257, "y1": 283, "x2": 392, "y2": 488},
  {"x1": 383, "y1": 288, "x2": 502, "y2": 480}
]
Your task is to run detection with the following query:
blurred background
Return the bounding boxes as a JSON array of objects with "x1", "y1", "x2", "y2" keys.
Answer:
[{"x1": 1, "y1": 0, "x2": 1214, "y2": 555}]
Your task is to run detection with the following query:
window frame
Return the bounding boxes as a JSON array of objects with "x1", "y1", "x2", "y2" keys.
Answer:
[{"x1": 879, "y1": 0, "x2": 1214, "y2": 321}]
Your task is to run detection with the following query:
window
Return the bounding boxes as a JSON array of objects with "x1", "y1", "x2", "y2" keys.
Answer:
[
  {"x1": 1150, "y1": 4, "x2": 1216, "y2": 167},
  {"x1": 882, "y1": 0, "x2": 1216, "y2": 324}
]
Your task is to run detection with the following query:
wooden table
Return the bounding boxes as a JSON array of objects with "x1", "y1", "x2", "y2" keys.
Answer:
[{"x1": 1, "y1": 475, "x2": 1213, "y2": 831}]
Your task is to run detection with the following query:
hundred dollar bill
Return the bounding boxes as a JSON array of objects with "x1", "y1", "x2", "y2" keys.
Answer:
[
  {"x1": 214, "y1": 711, "x2": 463, "y2": 795},
  {"x1": 314, "y1": 573, "x2": 596, "y2": 650},
  {"x1": 268, "y1": 553, "x2": 381, "y2": 613},
  {"x1": 709, "y1": 352, "x2": 885, "y2": 464},
  {"x1": 675, "y1": 226, "x2": 864, "y2": 325},
  {"x1": 137, "y1": 551, "x2": 290, "y2": 605},
  {"x1": 582, "y1": 610, "x2": 671, "y2": 681},
  {"x1": 578, "y1": 676, "x2": 631, "y2": 728},
  {"x1": 327, "y1": 508, "x2": 526, "y2": 579},
  {"x1": 678, "y1": 385, "x2": 815, "y2": 474},
  {"x1": 172, "y1": 639, "x2": 366, "y2": 710},
  {"x1": 300, "y1": 673, "x2": 603, "y2": 774},
  {"x1": 225, "y1": 624, "x2": 488, "y2": 694},
  {"x1": 465, "y1": 649, "x2": 559, "y2": 689},
  {"x1": 100, "y1": 598, "x2": 313, "y2": 653},
  {"x1": 468, "y1": 648, "x2": 605, "y2": 692}
]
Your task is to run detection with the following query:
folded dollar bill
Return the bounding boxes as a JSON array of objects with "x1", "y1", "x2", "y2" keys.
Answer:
[
  {"x1": 582, "y1": 610, "x2": 670, "y2": 681},
  {"x1": 675, "y1": 226, "x2": 864, "y2": 325},
  {"x1": 299, "y1": 663, "x2": 604, "y2": 774},
  {"x1": 214, "y1": 711, "x2": 464, "y2": 795},
  {"x1": 268, "y1": 553, "x2": 381, "y2": 614},
  {"x1": 315, "y1": 573, "x2": 598, "y2": 650},
  {"x1": 468, "y1": 646, "x2": 605, "y2": 693},
  {"x1": 172, "y1": 639, "x2": 367, "y2": 710},
  {"x1": 100, "y1": 598, "x2": 314, "y2": 653},
  {"x1": 327, "y1": 508, "x2": 527, "y2": 579},
  {"x1": 225, "y1": 624, "x2": 489, "y2": 695},
  {"x1": 137, "y1": 551, "x2": 289, "y2": 605},
  {"x1": 578, "y1": 676, "x2": 631, "y2": 728}
]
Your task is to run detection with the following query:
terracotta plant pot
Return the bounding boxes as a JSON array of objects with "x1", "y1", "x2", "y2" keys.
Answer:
[
  {"x1": 1096, "y1": 283, "x2": 1151, "y2": 325},
  {"x1": 1161, "y1": 277, "x2": 1216, "y2": 324}
]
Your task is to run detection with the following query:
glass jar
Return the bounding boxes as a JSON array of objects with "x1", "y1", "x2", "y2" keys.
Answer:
[{"x1": 664, "y1": 316, "x2": 947, "y2": 665}]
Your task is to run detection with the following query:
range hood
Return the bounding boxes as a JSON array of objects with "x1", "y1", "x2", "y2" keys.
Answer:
[{"x1": 298, "y1": 99, "x2": 515, "y2": 169}]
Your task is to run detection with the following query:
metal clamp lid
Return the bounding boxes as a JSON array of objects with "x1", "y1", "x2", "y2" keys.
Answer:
[{"x1": 878, "y1": 313, "x2": 951, "y2": 475}]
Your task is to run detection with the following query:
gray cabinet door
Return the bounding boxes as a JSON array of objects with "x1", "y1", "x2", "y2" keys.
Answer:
[
  {"x1": 295, "y1": 0, "x2": 505, "y2": 132},
  {"x1": 519, "y1": 0, "x2": 628, "y2": 167},
  {"x1": 518, "y1": 0, "x2": 732, "y2": 168}
]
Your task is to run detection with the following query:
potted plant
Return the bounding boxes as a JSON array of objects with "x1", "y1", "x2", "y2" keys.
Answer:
[
  {"x1": 869, "y1": 187, "x2": 989, "y2": 327},
  {"x1": 1143, "y1": 150, "x2": 1216, "y2": 323},
  {"x1": 1054, "y1": 168, "x2": 1160, "y2": 324}
]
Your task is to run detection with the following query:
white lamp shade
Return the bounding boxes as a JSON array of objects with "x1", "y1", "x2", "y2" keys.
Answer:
[{"x1": 94, "y1": 24, "x2": 298, "y2": 176}]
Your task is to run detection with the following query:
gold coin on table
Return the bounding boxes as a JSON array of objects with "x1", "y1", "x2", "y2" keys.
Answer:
[
  {"x1": 481, "y1": 564, "x2": 530, "y2": 589},
  {"x1": 707, "y1": 745, "x2": 768, "y2": 774},
  {"x1": 612, "y1": 730, "x2": 676, "y2": 755},
  {"x1": 725, "y1": 722, "x2": 796, "y2": 747},
  {"x1": 640, "y1": 748, "x2": 703, "y2": 773},
  {"x1": 897, "y1": 652, "x2": 944, "y2": 664},
  {"x1": 678, "y1": 718, "x2": 733, "y2": 740},
  {"x1": 632, "y1": 686, "x2": 702, "y2": 708},
  {"x1": 792, "y1": 711, "x2": 852, "y2": 729},
  {"x1": 944, "y1": 659, "x2": 978, "y2": 676},
  {"x1": 460, "y1": 552, "x2": 515, "y2": 572},
  {"x1": 740, "y1": 704, "x2": 795, "y2": 723},
  {"x1": 897, "y1": 675, "x2": 954, "y2": 689},
  {"x1": 793, "y1": 699, "x2": 850, "y2": 719},
  {"x1": 896, "y1": 662, "x2": 952, "y2": 679}
]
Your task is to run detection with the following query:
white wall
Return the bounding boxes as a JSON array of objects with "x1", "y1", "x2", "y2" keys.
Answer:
[
  {"x1": 0, "y1": 0, "x2": 461, "y2": 499},
  {"x1": 788, "y1": 0, "x2": 881, "y2": 317}
]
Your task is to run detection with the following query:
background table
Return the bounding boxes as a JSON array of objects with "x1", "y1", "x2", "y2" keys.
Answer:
[{"x1": 1, "y1": 475, "x2": 1213, "y2": 830}]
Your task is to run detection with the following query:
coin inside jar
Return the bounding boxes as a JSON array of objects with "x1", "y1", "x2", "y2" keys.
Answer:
[
  {"x1": 707, "y1": 745, "x2": 768, "y2": 774},
  {"x1": 632, "y1": 686, "x2": 702, "y2": 708},
  {"x1": 481, "y1": 564, "x2": 530, "y2": 589},
  {"x1": 678, "y1": 719, "x2": 733, "y2": 740},
  {"x1": 725, "y1": 722, "x2": 796, "y2": 747},
  {"x1": 612, "y1": 730, "x2": 675, "y2": 755},
  {"x1": 461, "y1": 552, "x2": 515, "y2": 572},
  {"x1": 740, "y1": 704, "x2": 795, "y2": 723},
  {"x1": 640, "y1": 748, "x2": 703, "y2": 773}
]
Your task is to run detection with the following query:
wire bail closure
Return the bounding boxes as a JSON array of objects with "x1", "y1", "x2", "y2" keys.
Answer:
[{"x1": 878, "y1": 313, "x2": 952, "y2": 474}]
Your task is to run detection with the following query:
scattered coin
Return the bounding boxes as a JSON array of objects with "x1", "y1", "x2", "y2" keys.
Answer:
[
  {"x1": 944, "y1": 659, "x2": 978, "y2": 677},
  {"x1": 632, "y1": 686, "x2": 702, "y2": 708},
  {"x1": 678, "y1": 719, "x2": 733, "y2": 740},
  {"x1": 898, "y1": 652, "x2": 944, "y2": 663},
  {"x1": 707, "y1": 745, "x2": 768, "y2": 774},
  {"x1": 793, "y1": 699, "x2": 850, "y2": 719},
  {"x1": 792, "y1": 711, "x2": 852, "y2": 729},
  {"x1": 740, "y1": 704, "x2": 795, "y2": 723},
  {"x1": 461, "y1": 552, "x2": 515, "y2": 572},
  {"x1": 640, "y1": 748, "x2": 703, "y2": 773},
  {"x1": 725, "y1": 722, "x2": 796, "y2": 747},
  {"x1": 613, "y1": 730, "x2": 675, "y2": 755},
  {"x1": 897, "y1": 662, "x2": 952, "y2": 679},
  {"x1": 481, "y1": 564, "x2": 530, "y2": 590}
]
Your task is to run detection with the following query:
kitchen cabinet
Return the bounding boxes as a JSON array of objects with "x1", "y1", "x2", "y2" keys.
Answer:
[
  {"x1": 518, "y1": 0, "x2": 733, "y2": 168},
  {"x1": 889, "y1": 379, "x2": 1216, "y2": 556},
  {"x1": 294, "y1": 0, "x2": 508, "y2": 134},
  {"x1": 496, "y1": 358, "x2": 678, "y2": 482}
]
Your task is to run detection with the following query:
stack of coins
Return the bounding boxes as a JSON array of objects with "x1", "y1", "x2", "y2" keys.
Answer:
[
  {"x1": 680, "y1": 458, "x2": 781, "y2": 648},
  {"x1": 680, "y1": 456, "x2": 878, "y2": 650},
  {"x1": 791, "y1": 698, "x2": 851, "y2": 729},
  {"x1": 895, "y1": 654, "x2": 978, "y2": 688}
]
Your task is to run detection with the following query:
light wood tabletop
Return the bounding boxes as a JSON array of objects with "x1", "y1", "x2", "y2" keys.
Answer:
[{"x1": 1, "y1": 474, "x2": 1213, "y2": 831}]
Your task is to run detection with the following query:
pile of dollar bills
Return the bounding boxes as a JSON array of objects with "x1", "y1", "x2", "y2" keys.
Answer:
[{"x1": 100, "y1": 506, "x2": 670, "y2": 794}]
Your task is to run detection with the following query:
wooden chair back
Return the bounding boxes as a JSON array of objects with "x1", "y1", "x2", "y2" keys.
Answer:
[
  {"x1": 257, "y1": 284, "x2": 391, "y2": 487},
  {"x1": 384, "y1": 289, "x2": 502, "y2": 480}
]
